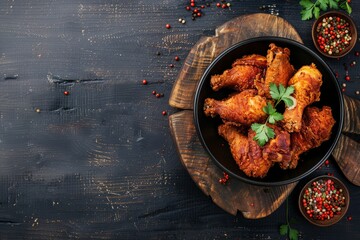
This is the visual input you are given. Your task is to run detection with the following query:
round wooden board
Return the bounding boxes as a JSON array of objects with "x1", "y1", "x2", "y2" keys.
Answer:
[
  {"x1": 169, "y1": 13, "x2": 301, "y2": 219},
  {"x1": 168, "y1": 13, "x2": 360, "y2": 218}
]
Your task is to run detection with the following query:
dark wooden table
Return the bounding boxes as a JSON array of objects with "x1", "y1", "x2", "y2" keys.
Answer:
[{"x1": 0, "y1": 0, "x2": 359, "y2": 239}]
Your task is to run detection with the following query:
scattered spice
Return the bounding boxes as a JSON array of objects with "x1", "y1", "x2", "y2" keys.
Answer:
[
  {"x1": 169, "y1": 64, "x2": 174, "y2": 68},
  {"x1": 325, "y1": 159, "x2": 330, "y2": 166},
  {"x1": 162, "y1": 111, "x2": 167, "y2": 116},
  {"x1": 347, "y1": 216, "x2": 352, "y2": 221},
  {"x1": 165, "y1": 23, "x2": 171, "y2": 29},
  {"x1": 35, "y1": 108, "x2": 41, "y2": 113},
  {"x1": 219, "y1": 172, "x2": 229, "y2": 184},
  {"x1": 302, "y1": 178, "x2": 347, "y2": 221},
  {"x1": 152, "y1": 90, "x2": 156, "y2": 95},
  {"x1": 315, "y1": 16, "x2": 353, "y2": 56},
  {"x1": 174, "y1": 56, "x2": 180, "y2": 61},
  {"x1": 345, "y1": 75, "x2": 351, "y2": 81},
  {"x1": 142, "y1": 79, "x2": 148, "y2": 85},
  {"x1": 63, "y1": 91, "x2": 70, "y2": 96}
]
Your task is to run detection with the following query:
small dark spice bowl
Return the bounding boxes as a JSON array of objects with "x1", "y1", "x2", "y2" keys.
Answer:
[
  {"x1": 299, "y1": 175, "x2": 350, "y2": 227},
  {"x1": 312, "y1": 11, "x2": 357, "y2": 58}
]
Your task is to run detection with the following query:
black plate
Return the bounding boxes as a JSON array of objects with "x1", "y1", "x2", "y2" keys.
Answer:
[{"x1": 193, "y1": 37, "x2": 344, "y2": 186}]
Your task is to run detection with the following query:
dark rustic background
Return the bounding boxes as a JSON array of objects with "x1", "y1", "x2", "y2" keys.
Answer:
[{"x1": 0, "y1": 0, "x2": 359, "y2": 239}]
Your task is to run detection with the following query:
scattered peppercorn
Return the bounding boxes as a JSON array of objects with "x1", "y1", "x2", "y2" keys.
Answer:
[
  {"x1": 345, "y1": 75, "x2": 351, "y2": 81},
  {"x1": 64, "y1": 91, "x2": 70, "y2": 96},
  {"x1": 169, "y1": 64, "x2": 174, "y2": 68},
  {"x1": 152, "y1": 90, "x2": 156, "y2": 95},
  {"x1": 219, "y1": 172, "x2": 229, "y2": 185},
  {"x1": 165, "y1": 24, "x2": 171, "y2": 29},
  {"x1": 355, "y1": 51, "x2": 359, "y2": 56},
  {"x1": 347, "y1": 216, "x2": 352, "y2": 221},
  {"x1": 162, "y1": 111, "x2": 167, "y2": 116},
  {"x1": 174, "y1": 56, "x2": 180, "y2": 61},
  {"x1": 142, "y1": 79, "x2": 148, "y2": 85}
]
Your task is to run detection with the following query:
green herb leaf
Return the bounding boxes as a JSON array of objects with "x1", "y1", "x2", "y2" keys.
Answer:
[
  {"x1": 269, "y1": 82, "x2": 281, "y2": 100},
  {"x1": 313, "y1": 6, "x2": 320, "y2": 19},
  {"x1": 268, "y1": 112, "x2": 283, "y2": 124},
  {"x1": 283, "y1": 85, "x2": 294, "y2": 99},
  {"x1": 301, "y1": 9, "x2": 313, "y2": 21},
  {"x1": 251, "y1": 124, "x2": 274, "y2": 147},
  {"x1": 280, "y1": 198, "x2": 300, "y2": 240},
  {"x1": 299, "y1": 0, "x2": 314, "y2": 9},
  {"x1": 252, "y1": 84, "x2": 295, "y2": 146},
  {"x1": 340, "y1": 2, "x2": 352, "y2": 14},
  {"x1": 318, "y1": 0, "x2": 328, "y2": 10},
  {"x1": 328, "y1": 0, "x2": 339, "y2": 9},
  {"x1": 251, "y1": 123, "x2": 264, "y2": 134},
  {"x1": 289, "y1": 228, "x2": 299, "y2": 240},
  {"x1": 279, "y1": 224, "x2": 288, "y2": 236},
  {"x1": 299, "y1": 0, "x2": 351, "y2": 20},
  {"x1": 269, "y1": 83, "x2": 295, "y2": 108},
  {"x1": 263, "y1": 103, "x2": 276, "y2": 115},
  {"x1": 282, "y1": 97, "x2": 294, "y2": 108}
]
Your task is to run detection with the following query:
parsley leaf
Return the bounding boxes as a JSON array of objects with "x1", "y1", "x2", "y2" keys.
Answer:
[
  {"x1": 328, "y1": 0, "x2": 339, "y2": 9},
  {"x1": 318, "y1": 0, "x2": 328, "y2": 10},
  {"x1": 263, "y1": 102, "x2": 277, "y2": 116},
  {"x1": 289, "y1": 228, "x2": 299, "y2": 240},
  {"x1": 268, "y1": 112, "x2": 283, "y2": 124},
  {"x1": 299, "y1": 0, "x2": 352, "y2": 21},
  {"x1": 340, "y1": 1, "x2": 352, "y2": 14},
  {"x1": 279, "y1": 198, "x2": 300, "y2": 240},
  {"x1": 299, "y1": 0, "x2": 313, "y2": 9},
  {"x1": 251, "y1": 124, "x2": 274, "y2": 147},
  {"x1": 251, "y1": 84, "x2": 294, "y2": 146},
  {"x1": 279, "y1": 224, "x2": 288, "y2": 236}
]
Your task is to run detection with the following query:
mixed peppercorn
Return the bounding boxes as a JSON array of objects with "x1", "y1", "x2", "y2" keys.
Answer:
[
  {"x1": 302, "y1": 178, "x2": 347, "y2": 221},
  {"x1": 315, "y1": 15, "x2": 353, "y2": 56}
]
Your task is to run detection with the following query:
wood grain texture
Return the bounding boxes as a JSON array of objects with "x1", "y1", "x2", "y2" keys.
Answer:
[
  {"x1": 168, "y1": 13, "x2": 302, "y2": 110},
  {"x1": 342, "y1": 95, "x2": 360, "y2": 135},
  {"x1": 169, "y1": 110, "x2": 296, "y2": 218},
  {"x1": 332, "y1": 134, "x2": 360, "y2": 186}
]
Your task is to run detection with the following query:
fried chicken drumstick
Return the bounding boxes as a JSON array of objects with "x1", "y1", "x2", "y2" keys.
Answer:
[
  {"x1": 204, "y1": 89, "x2": 267, "y2": 126},
  {"x1": 210, "y1": 54, "x2": 267, "y2": 92},
  {"x1": 289, "y1": 106, "x2": 335, "y2": 169},
  {"x1": 282, "y1": 63, "x2": 323, "y2": 132},
  {"x1": 256, "y1": 43, "x2": 295, "y2": 98},
  {"x1": 218, "y1": 124, "x2": 291, "y2": 178},
  {"x1": 218, "y1": 124, "x2": 273, "y2": 178}
]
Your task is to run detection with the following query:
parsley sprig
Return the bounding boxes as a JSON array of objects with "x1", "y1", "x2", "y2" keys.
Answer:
[
  {"x1": 251, "y1": 83, "x2": 294, "y2": 147},
  {"x1": 299, "y1": 0, "x2": 352, "y2": 20},
  {"x1": 280, "y1": 198, "x2": 299, "y2": 240}
]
